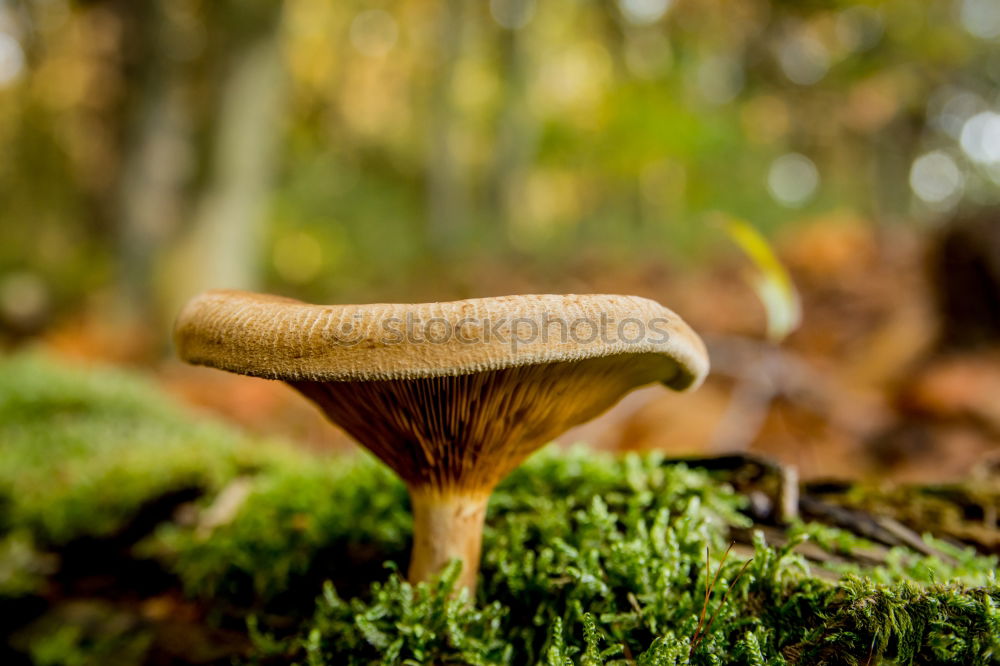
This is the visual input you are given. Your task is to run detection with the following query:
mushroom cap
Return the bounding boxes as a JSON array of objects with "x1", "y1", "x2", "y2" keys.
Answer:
[{"x1": 174, "y1": 289, "x2": 708, "y2": 391}]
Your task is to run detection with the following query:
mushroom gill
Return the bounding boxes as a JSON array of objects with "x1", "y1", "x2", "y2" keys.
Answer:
[{"x1": 289, "y1": 354, "x2": 675, "y2": 491}]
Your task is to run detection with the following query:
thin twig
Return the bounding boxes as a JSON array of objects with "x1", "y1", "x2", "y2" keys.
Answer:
[
  {"x1": 621, "y1": 640, "x2": 634, "y2": 664},
  {"x1": 690, "y1": 543, "x2": 733, "y2": 655},
  {"x1": 701, "y1": 557, "x2": 754, "y2": 642},
  {"x1": 691, "y1": 545, "x2": 712, "y2": 649},
  {"x1": 689, "y1": 542, "x2": 752, "y2": 658}
]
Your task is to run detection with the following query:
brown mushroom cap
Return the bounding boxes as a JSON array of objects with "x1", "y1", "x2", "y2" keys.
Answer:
[
  {"x1": 174, "y1": 289, "x2": 708, "y2": 390},
  {"x1": 176, "y1": 289, "x2": 708, "y2": 490}
]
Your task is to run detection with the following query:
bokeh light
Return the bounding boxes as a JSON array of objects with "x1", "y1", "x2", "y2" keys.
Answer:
[
  {"x1": 835, "y1": 5, "x2": 884, "y2": 53},
  {"x1": 767, "y1": 153, "x2": 819, "y2": 208},
  {"x1": 695, "y1": 53, "x2": 743, "y2": 105},
  {"x1": 0, "y1": 32, "x2": 24, "y2": 87},
  {"x1": 776, "y1": 30, "x2": 830, "y2": 86},
  {"x1": 960, "y1": 0, "x2": 1000, "y2": 40},
  {"x1": 617, "y1": 0, "x2": 673, "y2": 26},
  {"x1": 932, "y1": 89, "x2": 984, "y2": 139},
  {"x1": 349, "y1": 9, "x2": 399, "y2": 58},
  {"x1": 490, "y1": 0, "x2": 535, "y2": 30},
  {"x1": 960, "y1": 111, "x2": 1000, "y2": 165},
  {"x1": 909, "y1": 150, "x2": 964, "y2": 205}
]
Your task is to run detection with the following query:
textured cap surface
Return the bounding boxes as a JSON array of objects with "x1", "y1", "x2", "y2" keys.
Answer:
[{"x1": 174, "y1": 289, "x2": 709, "y2": 390}]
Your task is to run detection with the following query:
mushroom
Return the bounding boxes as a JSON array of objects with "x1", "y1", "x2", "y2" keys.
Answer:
[{"x1": 174, "y1": 290, "x2": 708, "y2": 592}]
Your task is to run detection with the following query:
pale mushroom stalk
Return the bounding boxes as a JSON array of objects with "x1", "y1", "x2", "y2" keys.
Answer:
[
  {"x1": 175, "y1": 290, "x2": 708, "y2": 594},
  {"x1": 407, "y1": 489, "x2": 488, "y2": 590}
]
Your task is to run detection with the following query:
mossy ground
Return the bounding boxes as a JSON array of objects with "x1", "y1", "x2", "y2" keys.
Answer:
[{"x1": 1, "y1": 352, "x2": 997, "y2": 665}]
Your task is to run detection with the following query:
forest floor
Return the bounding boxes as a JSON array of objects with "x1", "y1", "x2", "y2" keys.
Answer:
[{"x1": 1, "y1": 352, "x2": 998, "y2": 664}]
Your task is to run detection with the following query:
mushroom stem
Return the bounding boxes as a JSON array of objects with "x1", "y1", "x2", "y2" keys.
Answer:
[{"x1": 407, "y1": 487, "x2": 490, "y2": 594}]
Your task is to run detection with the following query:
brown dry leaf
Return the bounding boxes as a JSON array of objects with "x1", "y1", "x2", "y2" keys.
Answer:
[
  {"x1": 751, "y1": 398, "x2": 875, "y2": 481},
  {"x1": 903, "y1": 353, "x2": 1000, "y2": 431},
  {"x1": 612, "y1": 382, "x2": 732, "y2": 456}
]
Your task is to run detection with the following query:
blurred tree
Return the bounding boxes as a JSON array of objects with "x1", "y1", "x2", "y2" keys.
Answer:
[
  {"x1": 425, "y1": 0, "x2": 466, "y2": 250},
  {"x1": 158, "y1": 0, "x2": 286, "y2": 322},
  {"x1": 489, "y1": 0, "x2": 538, "y2": 234},
  {"x1": 114, "y1": 0, "x2": 194, "y2": 322}
]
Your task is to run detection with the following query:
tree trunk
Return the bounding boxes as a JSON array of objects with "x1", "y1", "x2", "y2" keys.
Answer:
[
  {"x1": 159, "y1": 18, "x2": 286, "y2": 323},
  {"x1": 490, "y1": 23, "x2": 536, "y2": 237},
  {"x1": 425, "y1": 0, "x2": 465, "y2": 250}
]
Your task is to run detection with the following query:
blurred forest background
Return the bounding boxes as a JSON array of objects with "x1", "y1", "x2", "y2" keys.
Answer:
[{"x1": 3, "y1": 0, "x2": 1000, "y2": 483}]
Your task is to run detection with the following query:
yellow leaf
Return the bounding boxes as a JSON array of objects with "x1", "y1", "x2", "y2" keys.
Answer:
[{"x1": 718, "y1": 215, "x2": 801, "y2": 342}]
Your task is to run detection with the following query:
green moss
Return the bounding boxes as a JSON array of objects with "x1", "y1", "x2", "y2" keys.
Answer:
[
  {"x1": 0, "y1": 530, "x2": 53, "y2": 597},
  {"x1": 149, "y1": 448, "x2": 749, "y2": 610},
  {"x1": 12, "y1": 600, "x2": 155, "y2": 666},
  {"x1": 283, "y1": 523, "x2": 998, "y2": 665},
  {"x1": 160, "y1": 447, "x2": 996, "y2": 664},
  {"x1": 0, "y1": 352, "x2": 276, "y2": 545},
  {"x1": 2, "y1": 352, "x2": 998, "y2": 664},
  {"x1": 147, "y1": 456, "x2": 412, "y2": 603}
]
